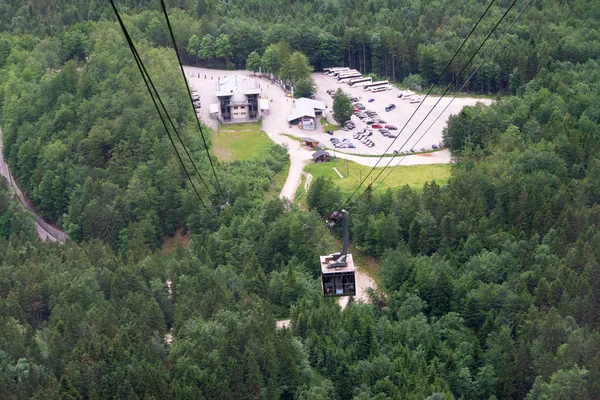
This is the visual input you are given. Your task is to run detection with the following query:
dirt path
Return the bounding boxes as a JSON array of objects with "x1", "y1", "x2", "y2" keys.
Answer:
[
  {"x1": 303, "y1": 172, "x2": 313, "y2": 193},
  {"x1": 339, "y1": 267, "x2": 376, "y2": 309},
  {"x1": 0, "y1": 127, "x2": 66, "y2": 242}
]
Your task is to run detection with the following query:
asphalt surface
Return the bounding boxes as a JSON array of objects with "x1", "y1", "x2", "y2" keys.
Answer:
[{"x1": 312, "y1": 72, "x2": 492, "y2": 155}]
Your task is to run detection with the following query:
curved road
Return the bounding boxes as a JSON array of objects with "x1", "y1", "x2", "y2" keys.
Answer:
[{"x1": 0, "y1": 127, "x2": 66, "y2": 242}]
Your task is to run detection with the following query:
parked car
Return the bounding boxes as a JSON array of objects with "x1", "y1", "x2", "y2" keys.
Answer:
[
  {"x1": 368, "y1": 98, "x2": 375, "y2": 102},
  {"x1": 348, "y1": 144, "x2": 356, "y2": 148},
  {"x1": 327, "y1": 130, "x2": 334, "y2": 135},
  {"x1": 432, "y1": 144, "x2": 439, "y2": 149},
  {"x1": 371, "y1": 123, "x2": 383, "y2": 129},
  {"x1": 385, "y1": 125, "x2": 398, "y2": 130},
  {"x1": 385, "y1": 104, "x2": 396, "y2": 112}
]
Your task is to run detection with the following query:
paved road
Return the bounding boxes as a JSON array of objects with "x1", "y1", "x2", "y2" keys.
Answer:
[{"x1": 0, "y1": 127, "x2": 67, "y2": 242}]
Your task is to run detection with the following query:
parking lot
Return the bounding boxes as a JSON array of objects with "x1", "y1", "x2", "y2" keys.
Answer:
[{"x1": 312, "y1": 73, "x2": 492, "y2": 155}]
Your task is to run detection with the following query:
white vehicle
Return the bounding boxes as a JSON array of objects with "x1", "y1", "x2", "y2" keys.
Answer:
[
  {"x1": 409, "y1": 96, "x2": 422, "y2": 103},
  {"x1": 363, "y1": 80, "x2": 389, "y2": 91},
  {"x1": 337, "y1": 73, "x2": 362, "y2": 83},
  {"x1": 333, "y1": 69, "x2": 359, "y2": 78},
  {"x1": 370, "y1": 86, "x2": 388, "y2": 93},
  {"x1": 327, "y1": 67, "x2": 350, "y2": 76},
  {"x1": 348, "y1": 77, "x2": 372, "y2": 86},
  {"x1": 398, "y1": 90, "x2": 415, "y2": 98}
]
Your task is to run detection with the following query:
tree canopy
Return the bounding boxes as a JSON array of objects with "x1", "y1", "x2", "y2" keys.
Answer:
[
  {"x1": 2, "y1": 1, "x2": 600, "y2": 399},
  {"x1": 332, "y1": 89, "x2": 353, "y2": 124}
]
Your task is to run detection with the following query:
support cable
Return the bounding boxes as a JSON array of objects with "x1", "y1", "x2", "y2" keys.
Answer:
[
  {"x1": 110, "y1": 0, "x2": 218, "y2": 218},
  {"x1": 159, "y1": 0, "x2": 226, "y2": 203},
  {"x1": 347, "y1": 0, "x2": 520, "y2": 210},
  {"x1": 367, "y1": 0, "x2": 532, "y2": 198},
  {"x1": 341, "y1": 0, "x2": 498, "y2": 208}
]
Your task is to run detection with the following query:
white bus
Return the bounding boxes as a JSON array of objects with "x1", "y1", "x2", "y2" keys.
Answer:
[
  {"x1": 363, "y1": 80, "x2": 389, "y2": 91},
  {"x1": 337, "y1": 73, "x2": 362, "y2": 83},
  {"x1": 348, "y1": 77, "x2": 372, "y2": 86},
  {"x1": 327, "y1": 67, "x2": 350, "y2": 76},
  {"x1": 332, "y1": 69, "x2": 358, "y2": 78},
  {"x1": 370, "y1": 86, "x2": 388, "y2": 93}
]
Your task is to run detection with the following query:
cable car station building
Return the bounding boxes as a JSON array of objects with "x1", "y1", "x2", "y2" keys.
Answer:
[{"x1": 215, "y1": 74, "x2": 261, "y2": 123}]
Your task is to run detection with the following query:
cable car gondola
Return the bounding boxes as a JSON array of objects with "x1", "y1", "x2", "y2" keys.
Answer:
[{"x1": 320, "y1": 210, "x2": 356, "y2": 297}]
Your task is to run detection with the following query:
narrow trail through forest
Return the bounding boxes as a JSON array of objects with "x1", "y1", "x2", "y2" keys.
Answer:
[{"x1": 0, "y1": 127, "x2": 67, "y2": 242}]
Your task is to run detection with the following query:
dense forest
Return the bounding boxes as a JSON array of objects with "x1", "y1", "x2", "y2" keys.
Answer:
[
  {"x1": 2, "y1": 0, "x2": 600, "y2": 398},
  {"x1": 1, "y1": 0, "x2": 600, "y2": 91}
]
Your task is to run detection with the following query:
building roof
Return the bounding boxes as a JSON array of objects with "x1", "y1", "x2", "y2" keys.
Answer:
[
  {"x1": 312, "y1": 150, "x2": 331, "y2": 160},
  {"x1": 215, "y1": 74, "x2": 261, "y2": 103},
  {"x1": 287, "y1": 98, "x2": 327, "y2": 122},
  {"x1": 301, "y1": 137, "x2": 319, "y2": 143}
]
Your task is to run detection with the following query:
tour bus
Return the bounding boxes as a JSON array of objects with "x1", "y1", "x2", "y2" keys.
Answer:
[
  {"x1": 337, "y1": 73, "x2": 362, "y2": 83},
  {"x1": 348, "y1": 77, "x2": 372, "y2": 87},
  {"x1": 370, "y1": 86, "x2": 388, "y2": 93},
  {"x1": 363, "y1": 80, "x2": 389, "y2": 91},
  {"x1": 325, "y1": 67, "x2": 348, "y2": 75},
  {"x1": 328, "y1": 67, "x2": 350, "y2": 76},
  {"x1": 332, "y1": 69, "x2": 358, "y2": 78}
]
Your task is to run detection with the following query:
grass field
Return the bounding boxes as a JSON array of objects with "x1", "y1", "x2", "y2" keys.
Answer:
[
  {"x1": 305, "y1": 159, "x2": 452, "y2": 198},
  {"x1": 211, "y1": 127, "x2": 273, "y2": 162},
  {"x1": 320, "y1": 117, "x2": 340, "y2": 132}
]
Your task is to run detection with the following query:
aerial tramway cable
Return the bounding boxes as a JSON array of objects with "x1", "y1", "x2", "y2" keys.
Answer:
[
  {"x1": 368, "y1": 0, "x2": 533, "y2": 197},
  {"x1": 159, "y1": 0, "x2": 227, "y2": 204},
  {"x1": 340, "y1": 0, "x2": 499, "y2": 209},
  {"x1": 110, "y1": 0, "x2": 218, "y2": 218},
  {"x1": 346, "y1": 0, "x2": 521, "y2": 211}
]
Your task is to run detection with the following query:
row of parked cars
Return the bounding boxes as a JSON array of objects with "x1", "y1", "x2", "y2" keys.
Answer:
[
  {"x1": 353, "y1": 129, "x2": 375, "y2": 148},
  {"x1": 342, "y1": 120, "x2": 356, "y2": 131},
  {"x1": 327, "y1": 89, "x2": 360, "y2": 103},
  {"x1": 330, "y1": 137, "x2": 356, "y2": 148},
  {"x1": 192, "y1": 90, "x2": 200, "y2": 110}
]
